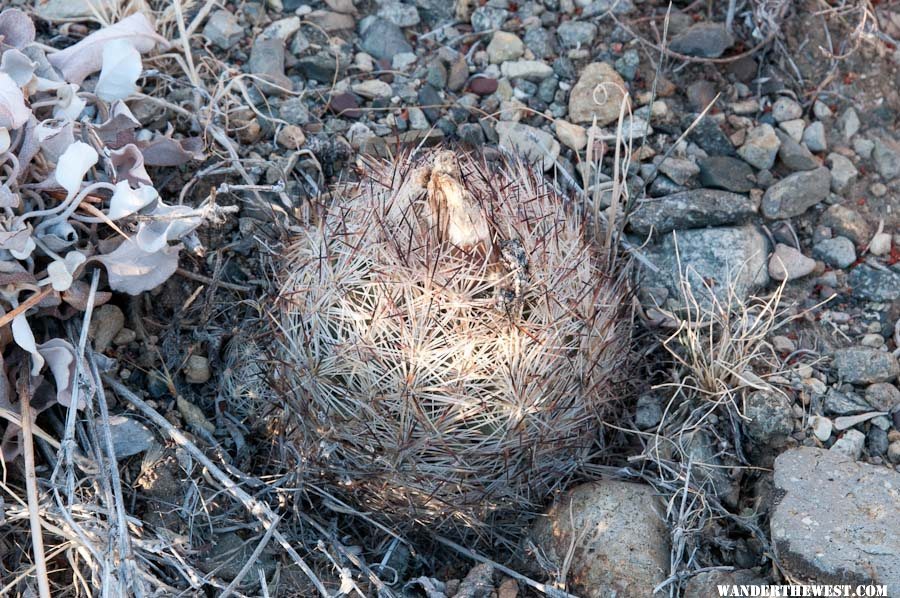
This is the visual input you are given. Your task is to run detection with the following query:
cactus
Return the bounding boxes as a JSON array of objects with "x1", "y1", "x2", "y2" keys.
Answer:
[{"x1": 267, "y1": 149, "x2": 633, "y2": 538}]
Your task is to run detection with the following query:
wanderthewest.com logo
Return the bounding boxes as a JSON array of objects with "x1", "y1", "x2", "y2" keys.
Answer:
[{"x1": 716, "y1": 585, "x2": 888, "y2": 597}]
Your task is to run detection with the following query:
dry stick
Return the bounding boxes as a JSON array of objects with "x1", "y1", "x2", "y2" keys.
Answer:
[
  {"x1": 219, "y1": 515, "x2": 281, "y2": 598},
  {"x1": 175, "y1": 267, "x2": 252, "y2": 293},
  {"x1": 101, "y1": 376, "x2": 329, "y2": 598},
  {"x1": 0, "y1": 287, "x2": 54, "y2": 329},
  {"x1": 19, "y1": 365, "x2": 52, "y2": 598},
  {"x1": 433, "y1": 535, "x2": 579, "y2": 598}
]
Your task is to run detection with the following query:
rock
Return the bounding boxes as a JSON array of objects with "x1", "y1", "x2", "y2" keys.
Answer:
[
  {"x1": 614, "y1": 48, "x2": 640, "y2": 81},
  {"x1": 768, "y1": 243, "x2": 816, "y2": 281},
  {"x1": 628, "y1": 189, "x2": 756, "y2": 235},
  {"x1": 203, "y1": 10, "x2": 243, "y2": 49},
  {"x1": 297, "y1": 52, "x2": 343, "y2": 82},
  {"x1": 824, "y1": 388, "x2": 873, "y2": 416},
  {"x1": 868, "y1": 427, "x2": 889, "y2": 456},
  {"x1": 276, "y1": 124, "x2": 306, "y2": 148},
  {"x1": 837, "y1": 107, "x2": 860, "y2": 141},
  {"x1": 889, "y1": 442, "x2": 900, "y2": 464},
  {"x1": 854, "y1": 137, "x2": 875, "y2": 160},
  {"x1": 772, "y1": 447, "x2": 900, "y2": 591},
  {"x1": 686, "y1": 80, "x2": 717, "y2": 112},
  {"x1": 113, "y1": 328, "x2": 136, "y2": 345},
  {"x1": 500, "y1": 60, "x2": 554, "y2": 81},
  {"x1": 775, "y1": 130, "x2": 818, "y2": 172},
  {"x1": 495, "y1": 121, "x2": 560, "y2": 171},
  {"x1": 471, "y1": 6, "x2": 508, "y2": 31},
  {"x1": 425, "y1": 60, "x2": 447, "y2": 89},
  {"x1": 497, "y1": 577, "x2": 518, "y2": 598},
  {"x1": 291, "y1": 30, "x2": 311, "y2": 55},
  {"x1": 772, "y1": 335, "x2": 796, "y2": 353},
  {"x1": 684, "y1": 570, "x2": 767, "y2": 598},
  {"x1": 468, "y1": 77, "x2": 498, "y2": 95},
  {"x1": 554, "y1": 119, "x2": 587, "y2": 151},
  {"x1": 761, "y1": 167, "x2": 831, "y2": 219},
  {"x1": 697, "y1": 156, "x2": 755, "y2": 192},
  {"x1": 813, "y1": 236, "x2": 856, "y2": 269},
  {"x1": 802, "y1": 121, "x2": 827, "y2": 152},
  {"x1": 360, "y1": 18, "x2": 412, "y2": 61},
  {"x1": 849, "y1": 265, "x2": 900, "y2": 302},
  {"x1": 688, "y1": 119, "x2": 736, "y2": 157},
  {"x1": 557, "y1": 20, "x2": 598, "y2": 48},
  {"x1": 869, "y1": 232, "x2": 892, "y2": 256},
  {"x1": 738, "y1": 124, "x2": 781, "y2": 170},
  {"x1": 392, "y1": 52, "x2": 417, "y2": 70},
  {"x1": 377, "y1": 2, "x2": 420, "y2": 27},
  {"x1": 351, "y1": 79, "x2": 392, "y2": 99},
  {"x1": 417, "y1": 85, "x2": 442, "y2": 121},
  {"x1": 456, "y1": 564, "x2": 493, "y2": 596},
  {"x1": 745, "y1": 390, "x2": 793, "y2": 446},
  {"x1": 107, "y1": 415, "x2": 154, "y2": 459},
  {"x1": 668, "y1": 22, "x2": 734, "y2": 58},
  {"x1": 457, "y1": 123, "x2": 485, "y2": 147},
  {"x1": 834, "y1": 348, "x2": 900, "y2": 384},
  {"x1": 261, "y1": 16, "x2": 301, "y2": 41},
  {"x1": 634, "y1": 394, "x2": 663, "y2": 430},
  {"x1": 568, "y1": 62, "x2": 627, "y2": 125},
  {"x1": 89, "y1": 304, "x2": 125, "y2": 353},
  {"x1": 487, "y1": 31, "x2": 524, "y2": 64},
  {"x1": 830, "y1": 429, "x2": 866, "y2": 459},
  {"x1": 809, "y1": 415, "x2": 833, "y2": 442},
  {"x1": 328, "y1": 92, "x2": 361, "y2": 118},
  {"x1": 641, "y1": 225, "x2": 770, "y2": 309},
  {"x1": 771, "y1": 97, "x2": 803, "y2": 122},
  {"x1": 528, "y1": 481, "x2": 670, "y2": 597},
  {"x1": 872, "y1": 137, "x2": 900, "y2": 180},
  {"x1": 524, "y1": 27, "x2": 556, "y2": 59},
  {"x1": 656, "y1": 157, "x2": 699, "y2": 185},
  {"x1": 779, "y1": 118, "x2": 805, "y2": 142},
  {"x1": 827, "y1": 153, "x2": 858, "y2": 194},
  {"x1": 279, "y1": 97, "x2": 310, "y2": 125},
  {"x1": 184, "y1": 355, "x2": 211, "y2": 384},
  {"x1": 447, "y1": 56, "x2": 468, "y2": 92},
  {"x1": 308, "y1": 10, "x2": 355, "y2": 31},
  {"x1": 684, "y1": 430, "x2": 736, "y2": 504},
  {"x1": 248, "y1": 37, "x2": 291, "y2": 93},
  {"x1": 819, "y1": 204, "x2": 870, "y2": 246}
]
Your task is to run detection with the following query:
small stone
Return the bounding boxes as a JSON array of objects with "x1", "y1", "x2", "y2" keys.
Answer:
[
  {"x1": 668, "y1": 22, "x2": 734, "y2": 58},
  {"x1": 888, "y1": 441, "x2": 900, "y2": 464},
  {"x1": 697, "y1": 155, "x2": 755, "y2": 192},
  {"x1": 407, "y1": 107, "x2": 429, "y2": 130},
  {"x1": 279, "y1": 97, "x2": 310, "y2": 125},
  {"x1": 779, "y1": 118, "x2": 805, "y2": 142},
  {"x1": 89, "y1": 304, "x2": 125, "y2": 353},
  {"x1": 297, "y1": 52, "x2": 342, "y2": 82},
  {"x1": 837, "y1": 107, "x2": 860, "y2": 141},
  {"x1": 775, "y1": 130, "x2": 818, "y2": 172},
  {"x1": 738, "y1": 124, "x2": 781, "y2": 170},
  {"x1": 568, "y1": 62, "x2": 627, "y2": 125},
  {"x1": 377, "y1": 2, "x2": 420, "y2": 27},
  {"x1": 203, "y1": 10, "x2": 244, "y2": 49},
  {"x1": 614, "y1": 49, "x2": 640, "y2": 81},
  {"x1": 495, "y1": 121, "x2": 560, "y2": 171},
  {"x1": 351, "y1": 79, "x2": 392, "y2": 99},
  {"x1": 768, "y1": 243, "x2": 816, "y2": 281},
  {"x1": 500, "y1": 60, "x2": 554, "y2": 81},
  {"x1": 813, "y1": 100, "x2": 833, "y2": 120},
  {"x1": 833, "y1": 347, "x2": 900, "y2": 385},
  {"x1": 865, "y1": 383, "x2": 900, "y2": 413},
  {"x1": 524, "y1": 27, "x2": 556, "y2": 59},
  {"x1": 830, "y1": 429, "x2": 866, "y2": 459},
  {"x1": 771, "y1": 335, "x2": 796, "y2": 353},
  {"x1": 634, "y1": 394, "x2": 664, "y2": 429},
  {"x1": 761, "y1": 167, "x2": 831, "y2": 219},
  {"x1": 827, "y1": 153, "x2": 858, "y2": 194},
  {"x1": 557, "y1": 20, "x2": 598, "y2": 48},
  {"x1": 468, "y1": 77, "x2": 498, "y2": 95},
  {"x1": 745, "y1": 390, "x2": 794, "y2": 446},
  {"x1": 184, "y1": 355, "x2": 211, "y2": 384},
  {"x1": 113, "y1": 328, "x2": 136, "y2": 345},
  {"x1": 107, "y1": 415, "x2": 155, "y2": 459},
  {"x1": 308, "y1": 10, "x2": 355, "y2": 31},
  {"x1": 849, "y1": 265, "x2": 900, "y2": 302},
  {"x1": 328, "y1": 92, "x2": 361, "y2": 118},
  {"x1": 457, "y1": 122, "x2": 485, "y2": 147},
  {"x1": 824, "y1": 388, "x2": 872, "y2": 416},
  {"x1": 802, "y1": 121, "x2": 827, "y2": 152},
  {"x1": 249, "y1": 37, "x2": 291, "y2": 93},
  {"x1": 819, "y1": 204, "x2": 871, "y2": 246},
  {"x1": 392, "y1": 52, "x2": 417, "y2": 70},
  {"x1": 686, "y1": 80, "x2": 717, "y2": 112},
  {"x1": 873, "y1": 137, "x2": 900, "y2": 180},
  {"x1": 360, "y1": 18, "x2": 412, "y2": 61},
  {"x1": 809, "y1": 415, "x2": 833, "y2": 442},
  {"x1": 554, "y1": 119, "x2": 587, "y2": 151},
  {"x1": 261, "y1": 16, "x2": 301, "y2": 41},
  {"x1": 813, "y1": 236, "x2": 856, "y2": 269},
  {"x1": 869, "y1": 232, "x2": 892, "y2": 256},
  {"x1": 471, "y1": 6, "x2": 508, "y2": 31},
  {"x1": 446, "y1": 56, "x2": 468, "y2": 91},
  {"x1": 275, "y1": 124, "x2": 305, "y2": 148},
  {"x1": 487, "y1": 31, "x2": 524, "y2": 64},
  {"x1": 656, "y1": 157, "x2": 699, "y2": 185},
  {"x1": 628, "y1": 189, "x2": 756, "y2": 235},
  {"x1": 771, "y1": 97, "x2": 802, "y2": 122}
]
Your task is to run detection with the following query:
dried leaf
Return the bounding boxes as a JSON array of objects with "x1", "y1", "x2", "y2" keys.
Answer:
[
  {"x1": 94, "y1": 238, "x2": 181, "y2": 295},
  {"x1": 109, "y1": 143, "x2": 152, "y2": 186},
  {"x1": 94, "y1": 101, "x2": 139, "y2": 148},
  {"x1": 35, "y1": 120, "x2": 74, "y2": 163},
  {"x1": 12, "y1": 313, "x2": 43, "y2": 375},
  {"x1": 0, "y1": 71, "x2": 29, "y2": 129},
  {"x1": 0, "y1": 127, "x2": 8, "y2": 154},
  {"x1": 40, "y1": 220, "x2": 78, "y2": 252},
  {"x1": 0, "y1": 183, "x2": 18, "y2": 208},
  {"x1": 46, "y1": 250, "x2": 85, "y2": 291},
  {"x1": 138, "y1": 135, "x2": 202, "y2": 167},
  {"x1": 134, "y1": 204, "x2": 202, "y2": 253},
  {"x1": 0, "y1": 221, "x2": 33, "y2": 254},
  {"x1": 61, "y1": 280, "x2": 111, "y2": 311},
  {"x1": 95, "y1": 38, "x2": 141, "y2": 101},
  {"x1": 52, "y1": 83, "x2": 86, "y2": 121},
  {"x1": 107, "y1": 180, "x2": 157, "y2": 220},
  {"x1": 0, "y1": 9, "x2": 36, "y2": 49},
  {"x1": 0, "y1": 48, "x2": 36, "y2": 87},
  {"x1": 55, "y1": 140, "x2": 98, "y2": 197},
  {"x1": 36, "y1": 338, "x2": 84, "y2": 407},
  {"x1": 47, "y1": 13, "x2": 168, "y2": 85}
]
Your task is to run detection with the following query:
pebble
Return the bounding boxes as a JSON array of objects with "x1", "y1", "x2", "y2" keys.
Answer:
[
  {"x1": 297, "y1": 52, "x2": 342, "y2": 82},
  {"x1": 697, "y1": 155, "x2": 754, "y2": 192},
  {"x1": 745, "y1": 390, "x2": 794, "y2": 446},
  {"x1": 392, "y1": 52, "x2": 417, "y2": 70},
  {"x1": 819, "y1": 204, "x2": 871, "y2": 246},
  {"x1": 89, "y1": 304, "x2": 125, "y2": 353},
  {"x1": 487, "y1": 31, "x2": 524, "y2": 64},
  {"x1": 495, "y1": 121, "x2": 560, "y2": 171},
  {"x1": 568, "y1": 62, "x2": 627, "y2": 125},
  {"x1": 771, "y1": 335, "x2": 796, "y2": 353},
  {"x1": 848, "y1": 264, "x2": 900, "y2": 302},
  {"x1": 554, "y1": 119, "x2": 587, "y2": 151},
  {"x1": 868, "y1": 427, "x2": 889, "y2": 456},
  {"x1": 872, "y1": 136, "x2": 900, "y2": 180},
  {"x1": 869, "y1": 232, "x2": 892, "y2": 256},
  {"x1": 738, "y1": 123, "x2": 780, "y2": 170},
  {"x1": 184, "y1": 355, "x2": 211, "y2": 384},
  {"x1": 634, "y1": 394, "x2": 664, "y2": 429},
  {"x1": 377, "y1": 2, "x2": 420, "y2": 27},
  {"x1": 500, "y1": 60, "x2": 554, "y2": 81},
  {"x1": 457, "y1": 122, "x2": 485, "y2": 147},
  {"x1": 107, "y1": 415, "x2": 155, "y2": 459},
  {"x1": 203, "y1": 10, "x2": 244, "y2": 49},
  {"x1": 813, "y1": 236, "x2": 856, "y2": 268},
  {"x1": 248, "y1": 37, "x2": 291, "y2": 93},
  {"x1": 829, "y1": 429, "x2": 866, "y2": 459},
  {"x1": 351, "y1": 79, "x2": 392, "y2": 99},
  {"x1": 761, "y1": 166, "x2": 831, "y2": 219},
  {"x1": 628, "y1": 189, "x2": 756, "y2": 235},
  {"x1": 327, "y1": 93, "x2": 361, "y2": 118},
  {"x1": 775, "y1": 130, "x2": 818, "y2": 172},
  {"x1": 524, "y1": 27, "x2": 556, "y2": 59},
  {"x1": 824, "y1": 388, "x2": 872, "y2": 416},
  {"x1": 279, "y1": 97, "x2": 310, "y2": 124},
  {"x1": 837, "y1": 107, "x2": 860, "y2": 141},
  {"x1": 471, "y1": 6, "x2": 508, "y2": 31},
  {"x1": 771, "y1": 97, "x2": 802, "y2": 122},
  {"x1": 261, "y1": 16, "x2": 301, "y2": 41},
  {"x1": 308, "y1": 10, "x2": 354, "y2": 32},
  {"x1": 668, "y1": 22, "x2": 734, "y2": 58},
  {"x1": 778, "y1": 118, "x2": 805, "y2": 142},
  {"x1": 768, "y1": 243, "x2": 816, "y2": 281},
  {"x1": 360, "y1": 18, "x2": 412, "y2": 60},
  {"x1": 888, "y1": 441, "x2": 900, "y2": 464},
  {"x1": 801, "y1": 121, "x2": 827, "y2": 152},
  {"x1": 865, "y1": 383, "x2": 900, "y2": 412},
  {"x1": 656, "y1": 157, "x2": 699, "y2": 185},
  {"x1": 852, "y1": 137, "x2": 874, "y2": 160},
  {"x1": 557, "y1": 20, "x2": 597, "y2": 48},
  {"x1": 827, "y1": 153, "x2": 858, "y2": 194},
  {"x1": 407, "y1": 106, "x2": 429, "y2": 130},
  {"x1": 833, "y1": 347, "x2": 900, "y2": 385},
  {"x1": 809, "y1": 415, "x2": 833, "y2": 442}
]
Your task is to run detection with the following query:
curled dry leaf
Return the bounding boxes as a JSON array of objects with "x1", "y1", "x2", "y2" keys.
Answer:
[
  {"x1": 46, "y1": 250, "x2": 86, "y2": 291},
  {"x1": 109, "y1": 143, "x2": 152, "y2": 186},
  {"x1": 0, "y1": 71, "x2": 29, "y2": 129},
  {"x1": 61, "y1": 279, "x2": 111, "y2": 311},
  {"x1": 95, "y1": 38, "x2": 141, "y2": 102},
  {"x1": 0, "y1": 48, "x2": 36, "y2": 88},
  {"x1": 36, "y1": 338, "x2": 83, "y2": 408},
  {"x1": 0, "y1": 8, "x2": 36, "y2": 49},
  {"x1": 35, "y1": 120, "x2": 74, "y2": 163},
  {"x1": 94, "y1": 101, "x2": 140, "y2": 148},
  {"x1": 12, "y1": 312, "x2": 42, "y2": 375},
  {"x1": 93, "y1": 238, "x2": 181, "y2": 295},
  {"x1": 134, "y1": 204, "x2": 203, "y2": 253},
  {"x1": 47, "y1": 13, "x2": 168, "y2": 85},
  {"x1": 55, "y1": 140, "x2": 98, "y2": 197},
  {"x1": 0, "y1": 127, "x2": 9, "y2": 154},
  {"x1": 138, "y1": 135, "x2": 203, "y2": 167},
  {"x1": 52, "y1": 83, "x2": 86, "y2": 121},
  {"x1": 107, "y1": 180, "x2": 157, "y2": 220}
]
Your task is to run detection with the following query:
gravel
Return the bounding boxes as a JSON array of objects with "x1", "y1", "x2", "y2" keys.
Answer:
[
  {"x1": 833, "y1": 347, "x2": 900, "y2": 385},
  {"x1": 761, "y1": 167, "x2": 831, "y2": 219}
]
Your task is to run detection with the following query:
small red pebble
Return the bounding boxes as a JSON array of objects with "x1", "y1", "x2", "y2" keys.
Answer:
[
  {"x1": 328, "y1": 93, "x2": 362, "y2": 118},
  {"x1": 467, "y1": 78, "x2": 498, "y2": 95}
]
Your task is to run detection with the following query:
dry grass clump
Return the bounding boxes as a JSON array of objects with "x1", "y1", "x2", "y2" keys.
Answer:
[{"x1": 267, "y1": 149, "x2": 634, "y2": 539}]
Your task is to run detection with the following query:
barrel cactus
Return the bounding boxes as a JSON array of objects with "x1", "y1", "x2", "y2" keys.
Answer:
[{"x1": 267, "y1": 150, "x2": 633, "y2": 537}]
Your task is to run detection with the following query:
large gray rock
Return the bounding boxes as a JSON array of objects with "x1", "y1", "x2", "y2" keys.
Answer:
[
  {"x1": 849, "y1": 264, "x2": 900, "y2": 302},
  {"x1": 668, "y1": 22, "x2": 734, "y2": 58},
  {"x1": 203, "y1": 10, "x2": 244, "y2": 49},
  {"x1": 528, "y1": 480, "x2": 670, "y2": 597},
  {"x1": 771, "y1": 447, "x2": 900, "y2": 593},
  {"x1": 698, "y1": 156, "x2": 755, "y2": 192},
  {"x1": 684, "y1": 570, "x2": 768, "y2": 598},
  {"x1": 872, "y1": 137, "x2": 900, "y2": 180},
  {"x1": 641, "y1": 225, "x2": 770, "y2": 309},
  {"x1": 833, "y1": 347, "x2": 899, "y2": 384},
  {"x1": 761, "y1": 167, "x2": 831, "y2": 219},
  {"x1": 359, "y1": 18, "x2": 412, "y2": 60},
  {"x1": 495, "y1": 121, "x2": 559, "y2": 171},
  {"x1": 628, "y1": 189, "x2": 756, "y2": 235}
]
